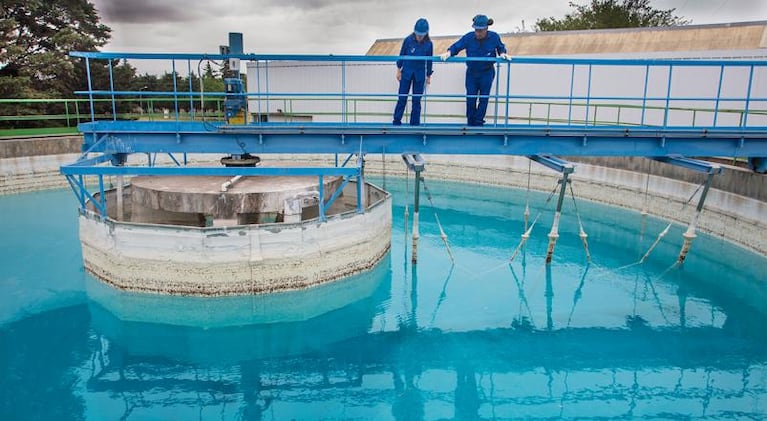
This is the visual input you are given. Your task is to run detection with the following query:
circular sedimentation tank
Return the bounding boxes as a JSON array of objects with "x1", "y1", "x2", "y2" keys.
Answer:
[{"x1": 79, "y1": 167, "x2": 391, "y2": 296}]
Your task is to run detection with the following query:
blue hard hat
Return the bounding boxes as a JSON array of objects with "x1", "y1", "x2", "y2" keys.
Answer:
[
  {"x1": 472, "y1": 14, "x2": 490, "y2": 29},
  {"x1": 414, "y1": 18, "x2": 429, "y2": 36}
]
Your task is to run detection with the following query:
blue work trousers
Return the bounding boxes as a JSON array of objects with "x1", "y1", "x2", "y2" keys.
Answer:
[
  {"x1": 465, "y1": 69, "x2": 495, "y2": 126},
  {"x1": 393, "y1": 73, "x2": 425, "y2": 126}
]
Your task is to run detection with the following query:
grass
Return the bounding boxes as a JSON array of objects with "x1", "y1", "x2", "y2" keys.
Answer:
[{"x1": 0, "y1": 127, "x2": 81, "y2": 138}]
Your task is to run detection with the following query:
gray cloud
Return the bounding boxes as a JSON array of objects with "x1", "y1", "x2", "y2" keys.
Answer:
[{"x1": 89, "y1": 0, "x2": 765, "y2": 73}]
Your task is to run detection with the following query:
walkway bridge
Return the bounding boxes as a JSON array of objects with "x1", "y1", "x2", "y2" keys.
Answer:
[{"x1": 63, "y1": 51, "x2": 767, "y2": 221}]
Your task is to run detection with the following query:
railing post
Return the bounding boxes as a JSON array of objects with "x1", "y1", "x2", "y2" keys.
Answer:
[
  {"x1": 341, "y1": 60, "x2": 347, "y2": 124},
  {"x1": 505, "y1": 60, "x2": 511, "y2": 126},
  {"x1": 265, "y1": 60, "x2": 271, "y2": 121},
  {"x1": 641, "y1": 64, "x2": 649, "y2": 126},
  {"x1": 567, "y1": 64, "x2": 575, "y2": 125},
  {"x1": 256, "y1": 60, "x2": 262, "y2": 124},
  {"x1": 713, "y1": 64, "x2": 724, "y2": 127},
  {"x1": 172, "y1": 59, "x2": 179, "y2": 121},
  {"x1": 584, "y1": 64, "x2": 593, "y2": 127},
  {"x1": 65, "y1": 100, "x2": 71, "y2": 127},
  {"x1": 85, "y1": 58, "x2": 95, "y2": 122},
  {"x1": 108, "y1": 61, "x2": 116, "y2": 121},
  {"x1": 493, "y1": 61, "x2": 500, "y2": 126},
  {"x1": 187, "y1": 60, "x2": 194, "y2": 120},
  {"x1": 743, "y1": 64, "x2": 755, "y2": 128},
  {"x1": 663, "y1": 65, "x2": 674, "y2": 129}
]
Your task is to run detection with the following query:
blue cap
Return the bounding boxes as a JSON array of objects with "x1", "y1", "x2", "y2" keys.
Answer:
[
  {"x1": 472, "y1": 14, "x2": 490, "y2": 29},
  {"x1": 414, "y1": 18, "x2": 429, "y2": 36}
]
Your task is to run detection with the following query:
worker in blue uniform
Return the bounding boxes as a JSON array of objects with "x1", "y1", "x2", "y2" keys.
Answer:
[
  {"x1": 393, "y1": 18, "x2": 434, "y2": 126},
  {"x1": 440, "y1": 15, "x2": 511, "y2": 126}
]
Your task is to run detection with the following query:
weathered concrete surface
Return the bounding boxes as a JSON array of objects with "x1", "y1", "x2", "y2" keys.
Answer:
[
  {"x1": 80, "y1": 182, "x2": 391, "y2": 296},
  {"x1": 0, "y1": 135, "x2": 81, "y2": 158},
  {"x1": 0, "y1": 153, "x2": 81, "y2": 194},
  {"x1": 130, "y1": 172, "x2": 342, "y2": 218}
]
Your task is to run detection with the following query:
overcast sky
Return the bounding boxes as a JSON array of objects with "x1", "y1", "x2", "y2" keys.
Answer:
[{"x1": 90, "y1": 0, "x2": 765, "y2": 72}]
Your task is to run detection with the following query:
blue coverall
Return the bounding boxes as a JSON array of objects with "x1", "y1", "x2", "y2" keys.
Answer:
[
  {"x1": 447, "y1": 31, "x2": 506, "y2": 126},
  {"x1": 393, "y1": 34, "x2": 434, "y2": 125}
]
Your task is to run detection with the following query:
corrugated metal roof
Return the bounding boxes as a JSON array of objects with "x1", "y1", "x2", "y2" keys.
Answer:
[{"x1": 366, "y1": 21, "x2": 767, "y2": 56}]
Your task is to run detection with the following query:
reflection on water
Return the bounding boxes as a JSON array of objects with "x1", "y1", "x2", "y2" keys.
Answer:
[{"x1": 1, "y1": 180, "x2": 767, "y2": 420}]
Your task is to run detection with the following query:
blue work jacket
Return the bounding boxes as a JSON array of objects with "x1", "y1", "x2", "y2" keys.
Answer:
[
  {"x1": 397, "y1": 33, "x2": 434, "y2": 81},
  {"x1": 448, "y1": 31, "x2": 506, "y2": 73}
]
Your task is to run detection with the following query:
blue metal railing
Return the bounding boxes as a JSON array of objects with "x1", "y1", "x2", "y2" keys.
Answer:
[{"x1": 70, "y1": 51, "x2": 767, "y2": 129}]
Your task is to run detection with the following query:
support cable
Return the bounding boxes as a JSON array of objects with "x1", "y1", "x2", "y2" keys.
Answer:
[
  {"x1": 567, "y1": 181, "x2": 591, "y2": 262},
  {"x1": 421, "y1": 178, "x2": 454, "y2": 262},
  {"x1": 618, "y1": 178, "x2": 707, "y2": 269},
  {"x1": 509, "y1": 183, "x2": 559, "y2": 262}
]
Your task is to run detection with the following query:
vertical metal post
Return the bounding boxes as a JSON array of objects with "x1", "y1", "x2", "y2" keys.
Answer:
[
  {"x1": 545, "y1": 171, "x2": 570, "y2": 264},
  {"x1": 65, "y1": 100, "x2": 71, "y2": 127},
  {"x1": 505, "y1": 60, "x2": 511, "y2": 125},
  {"x1": 85, "y1": 58, "x2": 95, "y2": 122},
  {"x1": 74, "y1": 99, "x2": 81, "y2": 124},
  {"x1": 172, "y1": 59, "x2": 179, "y2": 121},
  {"x1": 584, "y1": 64, "x2": 593, "y2": 127},
  {"x1": 493, "y1": 61, "x2": 500, "y2": 126},
  {"x1": 663, "y1": 65, "x2": 674, "y2": 128},
  {"x1": 567, "y1": 64, "x2": 575, "y2": 125},
  {"x1": 677, "y1": 169, "x2": 717, "y2": 264},
  {"x1": 743, "y1": 64, "x2": 755, "y2": 127},
  {"x1": 265, "y1": 60, "x2": 270, "y2": 121},
  {"x1": 187, "y1": 59, "x2": 195, "y2": 120},
  {"x1": 640, "y1": 64, "x2": 650, "y2": 126},
  {"x1": 713, "y1": 64, "x2": 724, "y2": 127},
  {"x1": 341, "y1": 61, "x2": 347, "y2": 124},
  {"x1": 356, "y1": 155, "x2": 365, "y2": 214},
  {"x1": 412, "y1": 169, "x2": 422, "y2": 263},
  {"x1": 256, "y1": 61, "x2": 262, "y2": 124},
  {"x1": 108, "y1": 61, "x2": 116, "y2": 121}
]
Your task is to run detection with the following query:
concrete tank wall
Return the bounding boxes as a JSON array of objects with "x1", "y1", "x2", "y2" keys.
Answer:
[
  {"x1": 79, "y1": 182, "x2": 392, "y2": 296},
  {"x1": 2, "y1": 136, "x2": 765, "y2": 256}
]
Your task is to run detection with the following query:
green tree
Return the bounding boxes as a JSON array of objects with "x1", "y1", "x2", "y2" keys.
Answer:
[
  {"x1": 1, "y1": 0, "x2": 111, "y2": 95},
  {"x1": 536, "y1": 0, "x2": 689, "y2": 31}
]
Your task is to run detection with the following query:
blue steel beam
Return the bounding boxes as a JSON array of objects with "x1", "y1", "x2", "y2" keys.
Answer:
[
  {"x1": 528, "y1": 155, "x2": 575, "y2": 174},
  {"x1": 60, "y1": 164, "x2": 361, "y2": 177},
  {"x1": 74, "y1": 121, "x2": 767, "y2": 157},
  {"x1": 652, "y1": 155, "x2": 723, "y2": 174}
]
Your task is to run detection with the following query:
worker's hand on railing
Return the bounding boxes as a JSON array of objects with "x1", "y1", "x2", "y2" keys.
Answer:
[
  {"x1": 499, "y1": 53, "x2": 512, "y2": 61},
  {"x1": 440, "y1": 51, "x2": 451, "y2": 61}
]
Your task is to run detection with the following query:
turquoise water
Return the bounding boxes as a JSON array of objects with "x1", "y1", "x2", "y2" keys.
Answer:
[{"x1": 1, "y1": 180, "x2": 766, "y2": 420}]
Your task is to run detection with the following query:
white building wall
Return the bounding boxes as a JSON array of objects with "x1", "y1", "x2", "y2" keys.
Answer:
[{"x1": 246, "y1": 50, "x2": 767, "y2": 127}]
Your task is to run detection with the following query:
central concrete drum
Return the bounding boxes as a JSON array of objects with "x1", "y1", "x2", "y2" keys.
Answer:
[
  {"x1": 79, "y1": 169, "x2": 392, "y2": 296},
  {"x1": 130, "y1": 173, "x2": 343, "y2": 226}
]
